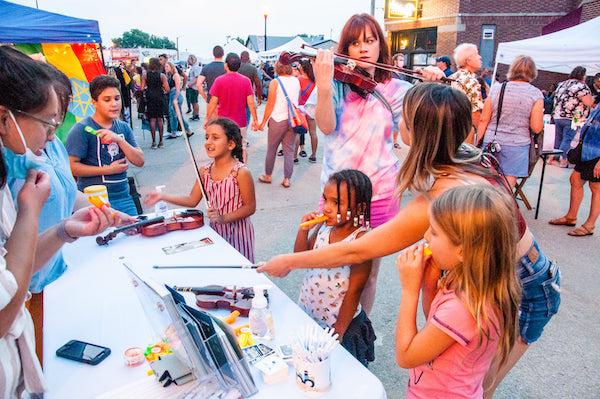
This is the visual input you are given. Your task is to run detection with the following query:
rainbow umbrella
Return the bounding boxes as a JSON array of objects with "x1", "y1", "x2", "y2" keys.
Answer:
[{"x1": 15, "y1": 43, "x2": 105, "y2": 143}]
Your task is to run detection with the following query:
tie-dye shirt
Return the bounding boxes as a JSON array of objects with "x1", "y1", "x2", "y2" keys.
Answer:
[{"x1": 305, "y1": 79, "x2": 412, "y2": 201}]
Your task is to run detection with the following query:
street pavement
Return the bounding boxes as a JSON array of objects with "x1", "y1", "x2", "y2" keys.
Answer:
[{"x1": 126, "y1": 102, "x2": 599, "y2": 398}]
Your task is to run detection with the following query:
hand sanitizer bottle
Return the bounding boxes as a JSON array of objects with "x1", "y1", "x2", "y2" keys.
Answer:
[
  {"x1": 154, "y1": 185, "x2": 168, "y2": 217},
  {"x1": 249, "y1": 285, "x2": 274, "y2": 340}
]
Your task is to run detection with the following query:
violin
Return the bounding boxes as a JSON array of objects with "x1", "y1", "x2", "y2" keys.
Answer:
[
  {"x1": 140, "y1": 209, "x2": 204, "y2": 237},
  {"x1": 283, "y1": 45, "x2": 453, "y2": 98},
  {"x1": 95, "y1": 209, "x2": 204, "y2": 246},
  {"x1": 174, "y1": 285, "x2": 268, "y2": 317}
]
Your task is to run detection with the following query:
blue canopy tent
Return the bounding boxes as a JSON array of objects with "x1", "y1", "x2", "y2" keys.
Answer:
[{"x1": 0, "y1": 0, "x2": 101, "y2": 43}]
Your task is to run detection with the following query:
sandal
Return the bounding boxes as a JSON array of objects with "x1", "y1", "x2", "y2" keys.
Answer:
[
  {"x1": 299, "y1": 150, "x2": 307, "y2": 157},
  {"x1": 277, "y1": 149, "x2": 283, "y2": 156},
  {"x1": 258, "y1": 175, "x2": 272, "y2": 184},
  {"x1": 281, "y1": 179, "x2": 290, "y2": 188},
  {"x1": 549, "y1": 216, "x2": 577, "y2": 226},
  {"x1": 568, "y1": 225, "x2": 594, "y2": 236},
  {"x1": 308, "y1": 155, "x2": 317, "y2": 163},
  {"x1": 393, "y1": 143, "x2": 401, "y2": 149}
]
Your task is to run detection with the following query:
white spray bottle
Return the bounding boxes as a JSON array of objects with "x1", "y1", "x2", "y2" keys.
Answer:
[
  {"x1": 249, "y1": 284, "x2": 274, "y2": 340},
  {"x1": 154, "y1": 185, "x2": 168, "y2": 217}
]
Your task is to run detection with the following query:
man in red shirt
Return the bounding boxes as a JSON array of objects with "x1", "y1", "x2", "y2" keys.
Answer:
[{"x1": 205, "y1": 53, "x2": 259, "y2": 162}]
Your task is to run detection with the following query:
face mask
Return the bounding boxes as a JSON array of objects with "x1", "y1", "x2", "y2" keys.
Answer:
[{"x1": 1, "y1": 111, "x2": 47, "y2": 179}]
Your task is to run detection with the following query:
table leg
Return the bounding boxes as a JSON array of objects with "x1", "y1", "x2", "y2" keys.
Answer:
[{"x1": 535, "y1": 156, "x2": 549, "y2": 219}]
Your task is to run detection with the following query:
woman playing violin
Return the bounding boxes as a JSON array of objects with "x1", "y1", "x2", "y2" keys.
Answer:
[{"x1": 306, "y1": 13, "x2": 412, "y2": 314}]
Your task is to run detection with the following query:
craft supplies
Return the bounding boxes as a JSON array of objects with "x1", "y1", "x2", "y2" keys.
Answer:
[
  {"x1": 242, "y1": 343, "x2": 275, "y2": 364},
  {"x1": 253, "y1": 354, "x2": 289, "y2": 385},
  {"x1": 84, "y1": 185, "x2": 109, "y2": 208},
  {"x1": 292, "y1": 324, "x2": 338, "y2": 392},
  {"x1": 153, "y1": 263, "x2": 261, "y2": 270},
  {"x1": 123, "y1": 347, "x2": 145, "y2": 367},
  {"x1": 222, "y1": 310, "x2": 240, "y2": 325},
  {"x1": 154, "y1": 185, "x2": 168, "y2": 217},
  {"x1": 144, "y1": 341, "x2": 172, "y2": 362},
  {"x1": 299, "y1": 215, "x2": 329, "y2": 228},
  {"x1": 84, "y1": 126, "x2": 100, "y2": 137}
]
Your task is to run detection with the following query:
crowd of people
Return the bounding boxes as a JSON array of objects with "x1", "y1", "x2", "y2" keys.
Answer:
[{"x1": 2, "y1": 10, "x2": 600, "y2": 399}]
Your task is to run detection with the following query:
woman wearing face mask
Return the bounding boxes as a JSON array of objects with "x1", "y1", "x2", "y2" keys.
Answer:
[{"x1": 0, "y1": 45, "x2": 131, "y2": 398}]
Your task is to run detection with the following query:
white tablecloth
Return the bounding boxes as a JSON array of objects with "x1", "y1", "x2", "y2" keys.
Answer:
[{"x1": 44, "y1": 218, "x2": 386, "y2": 399}]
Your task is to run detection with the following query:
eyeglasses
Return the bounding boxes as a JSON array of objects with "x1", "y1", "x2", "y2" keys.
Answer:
[{"x1": 12, "y1": 109, "x2": 61, "y2": 135}]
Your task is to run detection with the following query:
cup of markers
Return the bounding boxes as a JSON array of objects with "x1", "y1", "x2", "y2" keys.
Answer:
[{"x1": 292, "y1": 324, "x2": 337, "y2": 392}]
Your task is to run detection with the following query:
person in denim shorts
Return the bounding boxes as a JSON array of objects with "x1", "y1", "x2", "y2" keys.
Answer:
[{"x1": 258, "y1": 83, "x2": 562, "y2": 397}]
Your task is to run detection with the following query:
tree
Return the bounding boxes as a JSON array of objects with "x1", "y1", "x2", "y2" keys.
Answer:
[{"x1": 112, "y1": 29, "x2": 176, "y2": 49}]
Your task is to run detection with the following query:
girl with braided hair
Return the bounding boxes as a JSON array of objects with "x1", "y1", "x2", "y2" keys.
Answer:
[{"x1": 295, "y1": 169, "x2": 376, "y2": 367}]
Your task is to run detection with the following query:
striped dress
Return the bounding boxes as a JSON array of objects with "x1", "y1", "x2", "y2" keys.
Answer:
[
  {"x1": 202, "y1": 161, "x2": 255, "y2": 262},
  {"x1": 0, "y1": 186, "x2": 46, "y2": 398}
]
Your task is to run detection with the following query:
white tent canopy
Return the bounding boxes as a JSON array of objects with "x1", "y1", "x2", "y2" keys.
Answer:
[
  {"x1": 257, "y1": 36, "x2": 309, "y2": 61},
  {"x1": 223, "y1": 40, "x2": 259, "y2": 62},
  {"x1": 495, "y1": 16, "x2": 600, "y2": 75}
]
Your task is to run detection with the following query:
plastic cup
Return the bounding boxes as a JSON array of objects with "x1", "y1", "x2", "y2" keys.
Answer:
[{"x1": 293, "y1": 353, "x2": 331, "y2": 392}]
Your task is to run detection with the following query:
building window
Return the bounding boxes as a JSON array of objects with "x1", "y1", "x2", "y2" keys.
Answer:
[
  {"x1": 391, "y1": 27, "x2": 437, "y2": 68},
  {"x1": 480, "y1": 25, "x2": 496, "y2": 69},
  {"x1": 391, "y1": 27, "x2": 437, "y2": 53}
]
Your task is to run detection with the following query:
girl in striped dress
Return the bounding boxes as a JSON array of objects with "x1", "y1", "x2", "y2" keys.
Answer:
[{"x1": 145, "y1": 118, "x2": 256, "y2": 261}]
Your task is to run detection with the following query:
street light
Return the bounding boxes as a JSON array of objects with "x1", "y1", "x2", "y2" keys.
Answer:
[{"x1": 263, "y1": 12, "x2": 268, "y2": 51}]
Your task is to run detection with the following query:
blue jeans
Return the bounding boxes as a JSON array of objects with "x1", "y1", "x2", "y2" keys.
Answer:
[
  {"x1": 168, "y1": 89, "x2": 189, "y2": 133},
  {"x1": 108, "y1": 185, "x2": 138, "y2": 216},
  {"x1": 518, "y1": 241, "x2": 561, "y2": 343},
  {"x1": 555, "y1": 118, "x2": 575, "y2": 159}
]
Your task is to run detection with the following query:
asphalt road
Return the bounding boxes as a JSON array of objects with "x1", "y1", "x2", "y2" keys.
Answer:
[{"x1": 127, "y1": 102, "x2": 600, "y2": 398}]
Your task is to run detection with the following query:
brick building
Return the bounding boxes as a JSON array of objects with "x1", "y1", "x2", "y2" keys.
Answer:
[{"x1": 383, "y1": 0, "x2": 600, "y2": 87}]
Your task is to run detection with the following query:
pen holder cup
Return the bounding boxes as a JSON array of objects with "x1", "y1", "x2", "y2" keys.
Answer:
[{"x1": 293, "y1": 353, "x2": 331, "y2": 392}]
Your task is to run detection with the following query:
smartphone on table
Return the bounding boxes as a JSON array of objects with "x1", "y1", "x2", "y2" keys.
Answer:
[{"x1": 56, "y1": 340, "x2": 111, "y2": 365}]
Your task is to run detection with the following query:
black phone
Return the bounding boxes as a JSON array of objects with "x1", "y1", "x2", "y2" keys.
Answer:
[{"x1": 56, "y1": 340, "x2": 111, "y2": 365}]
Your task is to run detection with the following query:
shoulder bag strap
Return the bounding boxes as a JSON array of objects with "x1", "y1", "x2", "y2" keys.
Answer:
[
  {"x1": 275, "y1": 77, "x2": 295, "y2": 123},
  {"x1": 492, "y1": 82, "x2": 507, "y2": 141},
  {"x1": 371, "y1": 89, "x2": 394, "y2": 119}
]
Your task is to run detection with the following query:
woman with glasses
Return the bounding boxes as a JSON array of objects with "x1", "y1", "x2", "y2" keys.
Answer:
[{"x1": 0, "y1": 46, "x2": 133, "y2": 398}]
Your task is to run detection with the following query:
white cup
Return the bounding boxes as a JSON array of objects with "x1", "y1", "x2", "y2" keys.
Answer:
[{"x1": 293, "y1": 354, "x2": 331, "y2": 392}]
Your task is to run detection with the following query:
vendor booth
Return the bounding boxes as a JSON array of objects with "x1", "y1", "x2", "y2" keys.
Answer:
[{"x1": 0, "y1": 0, "x2": 105, "y2": 142}]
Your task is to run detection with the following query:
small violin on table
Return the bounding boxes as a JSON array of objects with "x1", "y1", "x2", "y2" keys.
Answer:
[{"x1": 96, "y1": 209, "x2": 204, "y2": 246}]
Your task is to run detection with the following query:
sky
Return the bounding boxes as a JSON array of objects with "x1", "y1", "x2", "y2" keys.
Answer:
[{"x1": 10, "y1": 0, "x2": 386, "y2": 57}]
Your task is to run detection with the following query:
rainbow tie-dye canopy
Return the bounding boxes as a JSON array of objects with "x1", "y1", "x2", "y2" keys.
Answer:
[{"x1": 0, "y1": 0, "x2": 105, "y2": 142}]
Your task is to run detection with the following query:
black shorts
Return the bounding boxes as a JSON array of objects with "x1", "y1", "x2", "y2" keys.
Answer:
[{"x1": 574, "y1": 156, "x2": 600, "y2": 182}]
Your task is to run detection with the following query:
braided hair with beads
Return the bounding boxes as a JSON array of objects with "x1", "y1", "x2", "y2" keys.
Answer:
[{"x1": 328, "y1": 169, "x2": 373, "y2": 229}]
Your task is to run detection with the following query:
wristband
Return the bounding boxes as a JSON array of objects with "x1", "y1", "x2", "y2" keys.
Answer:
[{"x1": 57, "y1": 221, "x2": 78, "y2": 243}]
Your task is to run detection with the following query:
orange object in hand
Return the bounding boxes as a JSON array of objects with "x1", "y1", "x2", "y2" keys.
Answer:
[
  {"x1": 423, "y1": 246, "x2": 432, "y2": 257},
  {"x1": 300, "y1": 215, "x2": 329, "y2": 228},
  {"x1": 88, "y1": 195, "x2": 109, "y2": 208}
]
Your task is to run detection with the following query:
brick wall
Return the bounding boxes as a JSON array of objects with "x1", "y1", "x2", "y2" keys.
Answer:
[
  {"x1": 581, "y1": 0, "x2": 600, "y2": 21},
  {"x1": 459, "y1": 0, "x2": 577, "y2": 13}
]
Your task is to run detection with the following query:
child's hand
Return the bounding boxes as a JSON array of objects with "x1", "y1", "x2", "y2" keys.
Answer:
[
  {"x1": 144, "y1": 192, "x2": 162, "y2": 206},
  {"x1": 105, "y1": 159, "x2": 128, "y2": 175},
  {"x1": 299, "y1": 211, "x2": 323, "y2": 231},
  {"x1": 96, "y1": 129, "x2": 123, "y2": 145},
  {"x1": 396, "y1": 243, "x2": 427, "y2": 293},
  {"x1": 207, "y1": 208, "x2": 225, "y2": 224}
]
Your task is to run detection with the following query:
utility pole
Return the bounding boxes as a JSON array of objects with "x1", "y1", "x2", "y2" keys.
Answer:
[
  {"x1": 35, "y1": 0, "x2": 39, "y2": 8},
  {"x1": 370, "y1": 0, "x2": 375, "y2": 16},
  {"x1": 176, "y1": 37, "x2": 179, "y2": 60}
]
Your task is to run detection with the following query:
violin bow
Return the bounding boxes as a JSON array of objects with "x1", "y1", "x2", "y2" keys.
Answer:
[
  {"x1": 180, "y1": 115, "x2": 211, "y2": 209},
  {"x1": 299, "y1": 44, "x2": 454, "y2": 84}
]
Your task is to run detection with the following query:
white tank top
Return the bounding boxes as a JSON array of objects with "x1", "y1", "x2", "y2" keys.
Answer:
[{"x1": 271, "y1": 75, "x2": 300, "y2": 123}]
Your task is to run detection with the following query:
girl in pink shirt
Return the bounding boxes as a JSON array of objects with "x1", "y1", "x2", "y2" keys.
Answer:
[{"x1": 395, "y1": 185, "x2": 521, "y2": 398}]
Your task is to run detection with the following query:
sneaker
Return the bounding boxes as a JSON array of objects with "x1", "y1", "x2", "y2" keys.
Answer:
[
  {"x1": 166, "y1": 134, "x2": 177, "y2": 140},
  {"x1": 299, "y1": 150, "x2": 307, "y2": 157},
  {"x1": 294, "y1": 158, "x2": 299, "y2": 164},
  {"x1": 277, "y1": 149, "x2": 284, "y2": 156},
  {"x1": 174, "y1": 131, "x2": 183, "y2": 137},
  {"x1": 151, "y1": 142, "x2": 157, "y2": 149},
  {"x1": 190, "y1": 115, "x2": 200, "y2": 121},
  {"x1": 186, "y1": 109, "x2": 192, "y2": 114},
  {"x1": 158, "y1": 141, "x2": 164, "y2": 148},
  {"x1": 309, "y1": 156, "x2": 317, "y2": 163},
  {"x1": 187, "y1": 131, "x2": 194, "y2": 138}
]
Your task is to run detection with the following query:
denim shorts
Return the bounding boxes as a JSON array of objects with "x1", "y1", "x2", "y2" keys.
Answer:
[{"x1": 518, "y1": 241, "x2": 561, "y2": 344}]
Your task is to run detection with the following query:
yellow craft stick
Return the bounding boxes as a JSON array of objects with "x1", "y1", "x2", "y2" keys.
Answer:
[{"x1": 299, "y1": 215, "x2": 329, "y2": 228}]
